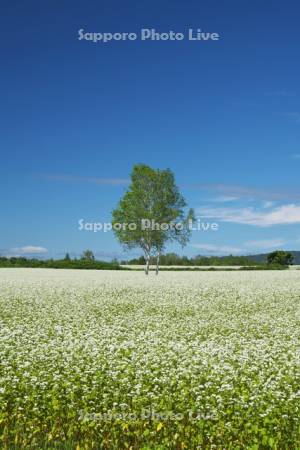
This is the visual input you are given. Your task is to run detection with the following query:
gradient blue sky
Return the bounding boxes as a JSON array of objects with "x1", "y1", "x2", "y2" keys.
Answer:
[{"x1": 1, "y1": 0, "x2": 300, "y2": 259}]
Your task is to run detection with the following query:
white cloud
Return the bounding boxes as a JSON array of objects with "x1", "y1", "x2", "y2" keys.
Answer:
[
  {"x1": 244, "y1": 239, "x2": 285, "y2": 249},
  {"x1": 212, "y1": 196, "x2": 240, "y2": 202},
  {"x1": 185, "y1": 183, "x2": 300, "y2": 202},
  {"x1": 192, "y1": 239, "x2": 286, "y2": 256},
  {"x1": 9, "y1": 246, "x2": 48, "y2": 255},
  {"x1": 262, "y1": 201, "x2": 275, "y2": 208},
  {"x1": 191, "y1": 243, "x2": 242, "y2": 255},
  {"x1": 199, "y1": 204, "x2": 300, "y2": 227}
]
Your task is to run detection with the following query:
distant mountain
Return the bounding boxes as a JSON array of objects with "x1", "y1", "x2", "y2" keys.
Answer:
[
  {"x1": 124, "y1": 251, "x2": 300, "y2": 266},
  {"x1": 247, "y1": 251, "x2": 300, "y2": 265}
]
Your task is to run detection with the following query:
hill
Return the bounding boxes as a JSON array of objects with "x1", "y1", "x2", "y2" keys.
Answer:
[
  {"x1": 124, "y1": 251, "x2": 300, "y2": 266},
  {"x1": 248, "y1": 251, "x2": 300, "y2": 265}
]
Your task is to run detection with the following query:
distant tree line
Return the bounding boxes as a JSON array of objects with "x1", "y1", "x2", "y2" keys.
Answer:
[
  {"x1": 123, "y1": 251, "x2": 294, "y2": 267},
  {"x1": 0, "y1": 250, "x2": 120, "y2": 270},
  {"x1": 122, "y1": 253, "x2": 261, "y2": 266},
  {"x1": 0, "y1": 250, "x2": 294, "y2": 270}
]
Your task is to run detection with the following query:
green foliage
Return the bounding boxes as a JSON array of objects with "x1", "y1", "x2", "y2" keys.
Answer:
[
  {"x1": 250, "y1": 250, "x2": 300, "y2": 264},
  {"x1": 112, "y1": 164, "x2": 193, "y2": 271},
  {"x1": 81, "y1": 249, "x2": 95, "y2": 261},
  {"x1": 267, "y1": 251, "x2": 294, "y2": 266},
  {"x1": 124, "y1": 252, "x2": 261, "y2": 266},
  {"x1": 126, "y1": 252, "x2": 300, "y2": 266},
  {"x1": 0, "y1": 257, "x2": 121, "y2": 270}
]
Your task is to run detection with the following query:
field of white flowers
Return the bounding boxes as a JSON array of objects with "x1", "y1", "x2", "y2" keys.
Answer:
[{"x1": 0, "y1": 268, "x2": 300, "y2": 449}]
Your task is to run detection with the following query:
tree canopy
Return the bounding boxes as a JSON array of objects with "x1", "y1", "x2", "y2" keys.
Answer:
[
  {"x1": 81, "y1": 249, "x2": 95, "y2": 261},
  {"x1": 267, "y1": 250, "x2": 294, "y2": 266},
  {"x1": 112, "y1": 164, "x2": 194, "y2": 274}
]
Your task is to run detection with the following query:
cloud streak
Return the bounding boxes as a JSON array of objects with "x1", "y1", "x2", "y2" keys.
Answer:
[
  {"x1": 199, "y1": 204, "x2": 300, "y2": 227},
  {"x1": 244, "y1": 239, "x2": 285, "y2": 249},
  {"x1": 191, "y1": 243, "x2": 243, "y2": 255},
  {"x1": 283, "y1": 112, "x2": 300, "y2": 124},
  {"x1": 1, "y1": 246, "x2": 48, "y2": 257},
  {"x1": 191, "y1": 238, "x2": 286, "y2": 256},
  {"x1": 40, "y1": 174, "x2": 130, "y2": 186},
  {"x1": 265, "y1": 90, "x2": 295, "y2": 97},
  {"x1": 211, "y1": 196, "x2": 240, "y2": 202},
  {"x1": 10, "y1": 246, "x2": 48, "y2": 254},
  {"x1": 41, "y1": 175, "x2": 300, "y2": 203},
  {"x1": 187, "y1": 183, "x2": 300, "y2": 202}
]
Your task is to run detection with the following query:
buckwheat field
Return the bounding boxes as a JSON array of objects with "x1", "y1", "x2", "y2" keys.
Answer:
[{"x1": 0, "y1": 268, "x2": 300, "y2": 449}]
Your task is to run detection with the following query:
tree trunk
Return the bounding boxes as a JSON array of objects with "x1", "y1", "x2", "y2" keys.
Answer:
[
  {"x1": 145, "y1": 256, "x2": 150, "y2": 275},
  {"x1": 155, "y1": 253, "x2": 160, "y2": 275}
]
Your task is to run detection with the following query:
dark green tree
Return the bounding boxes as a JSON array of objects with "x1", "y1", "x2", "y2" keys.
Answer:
[
  {"x1": 112, "y1": 164, "x2": 194, "y2": 275},
  {"x1": 81, "y1": 249, "x2": 95, "y2": 261},
  {"x1": 267, "y1": 250, "x2": 293, "y2": 266}
]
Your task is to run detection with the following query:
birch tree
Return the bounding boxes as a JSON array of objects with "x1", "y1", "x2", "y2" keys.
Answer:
[{"x1": 112, "y1": 164, "x2": 194, "y2": 274}]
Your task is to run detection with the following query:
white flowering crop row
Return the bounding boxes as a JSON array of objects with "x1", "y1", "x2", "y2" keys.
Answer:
[{"x1": 0, "y1": 268, "x2": 300, "y2": 449}]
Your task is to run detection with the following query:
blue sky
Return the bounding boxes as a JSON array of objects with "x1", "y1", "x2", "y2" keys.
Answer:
[{"x1": 1, "y1": 0, "x2": 300, "y2": 259}]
